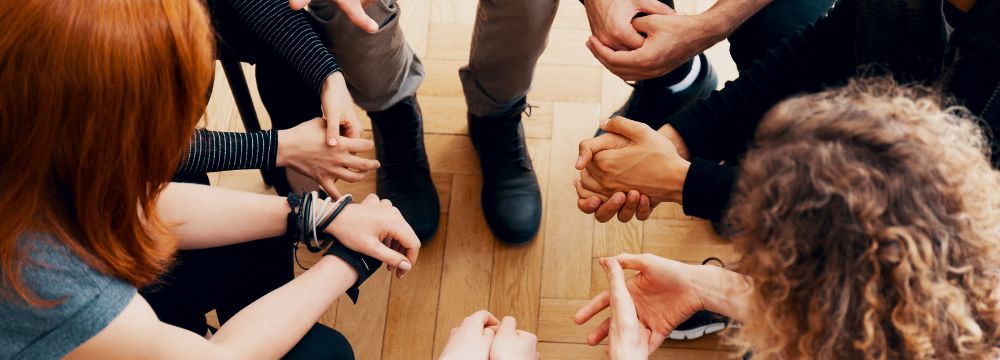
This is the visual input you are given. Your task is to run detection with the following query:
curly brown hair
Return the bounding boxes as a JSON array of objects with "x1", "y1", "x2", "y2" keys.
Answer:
[{"x1": 725, "y1": 78, "x2": 1000, "y2": 359}]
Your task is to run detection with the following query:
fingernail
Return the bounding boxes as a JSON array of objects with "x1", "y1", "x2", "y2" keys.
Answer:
[
  {"x1": 576, "y1": 156, "x2": 582, "y2": 166},
  {"x1": 589, "y1": 198, "x2": 601, "y2": 208},
  {"x1": 328, "y1": 137, "x2": 338, "y2": 146},
  {"x1": 398, "y1": 260, "x2": 412, "y2": 271}
]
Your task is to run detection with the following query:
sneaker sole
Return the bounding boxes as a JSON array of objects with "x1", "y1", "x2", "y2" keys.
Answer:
[{"x1": 667, "y1": 321, "x2": 727, "y2": 340}]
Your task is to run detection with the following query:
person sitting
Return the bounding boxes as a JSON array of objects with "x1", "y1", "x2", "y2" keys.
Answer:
[
  {"x1": 0, "y1": 0, "x2": 419, "y2": 358},
  {"x1": 575, "y1": 80, "x2": 1000, "y2": 359},
  {"x1": 576, "y1": 0, "x2": 1000, "y2": 223}
]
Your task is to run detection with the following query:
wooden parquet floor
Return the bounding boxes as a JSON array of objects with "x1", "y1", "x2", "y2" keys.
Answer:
[{"x1": 203, "y1": 0, "x2": 743, "y2": 358}]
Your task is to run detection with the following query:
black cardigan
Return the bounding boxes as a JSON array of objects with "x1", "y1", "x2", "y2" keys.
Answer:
[{"x1": 669, "y1": 0, "x2": 1000, "y2": 221}]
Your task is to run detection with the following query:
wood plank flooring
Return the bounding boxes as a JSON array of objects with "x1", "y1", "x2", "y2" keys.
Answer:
[{"x1": 204, "y1": 0, "x2": 741, "y2": 358}]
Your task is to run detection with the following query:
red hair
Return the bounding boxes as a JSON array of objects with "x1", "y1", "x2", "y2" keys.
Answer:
[{"x1": 0, "y1": 0, "x2": 215, "y2": 304}]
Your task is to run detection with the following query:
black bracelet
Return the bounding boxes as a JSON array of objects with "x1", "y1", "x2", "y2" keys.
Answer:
[
  {"x1": 316, "y1": 196, "x2": 351, "y2": 234},
  {"x1": 302, "y1": 194, "x2": 352, "y2": 253},
  {"x1": 288, "y1": 192, "x2": 376, "y2": 302}
]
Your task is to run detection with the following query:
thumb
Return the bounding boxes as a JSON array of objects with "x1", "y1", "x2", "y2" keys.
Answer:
[
  {"x1": 601, "y1": 116, "x2": 654, "y2": 141},
  {"x1": 610, "y1": 253, "x2": 651, "y2": 272},
  {"x1": 336, "y1": 0, "x2": 379, "y2": 33},
  {"x1": 635, "y1": 0, "x2": 675, "y2": 15},
  {"x1": 631, "y1": 14, "x2": 658, "y2": 33},
  {"x1": 498, "y1": 316, "x2": 518, "y2": 335},
  {"x1": 288, "y1": 0, "x2": 310, "y2": 10},
  {"x1": 577, "y1": 134, "x2": 630, "y2": 169}
]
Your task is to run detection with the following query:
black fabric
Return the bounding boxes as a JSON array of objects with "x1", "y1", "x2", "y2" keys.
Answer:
[
  {"x1": 142, "y1": 0, "x2": 343, "y2": 337},
  {"x1": 211, "y1": 0, "x2": 340, "y2": 92},
  {"x1": 176, "y1": 129, "x2": 279, "y2": 176},
  {"x1": 727, "y1": 0, "x2": 836, "y2": 70},
  {"x1": 283, "y1": 324, "x2": 355, "y2": 360},
  {"x1": 323, "y1": 240, "x2": 380, "y2": 303},
  {"x1": 672, "y1": 0, "x2": 1000, "y2": 221}
]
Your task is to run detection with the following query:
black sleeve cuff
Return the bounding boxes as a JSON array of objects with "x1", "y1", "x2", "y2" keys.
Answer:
[
  {"x1": 680, "y1": 157, "x2": 738, "y2": 222},
  {"x1": 325, "y1": 243, "x2": 381, "y2": 304},
  {"x1": 176, "y1": 129, "x2": 279, "y2": 176}
]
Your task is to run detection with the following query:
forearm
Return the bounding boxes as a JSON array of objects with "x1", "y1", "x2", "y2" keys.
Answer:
[
  {"x1": 230, "y1": 0, "x2": 341, "y2": 92},
  {"x1": 210, "y1": 255, "x2": 358, "y2": 359},
  {"x1": 158, "y1": 183, "x2": 289, "y2": 249},
  {"x1": 698, "y1": 0, "x2": 772, "y2": 40},
  {"x1": 691, "y1": 265, "x2": 753, "y2": 323},
  {"x1": 177, "y1": 129, "x2": 278, "y2": 176},
  {"x1": 668, "y1": 4, "x2": 852, "y2": 161}
]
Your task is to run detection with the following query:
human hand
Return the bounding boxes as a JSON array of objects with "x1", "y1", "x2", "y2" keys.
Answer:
[
  {"x1": 575, "y1": 254, "x2": 705, "y2": 353},
  {"x1": 321, "y1": 72, "x2": 363, "y2": 145},
  {"x1": 325, "y1": 194, "x2": 420, "y2": 278},
  {"x1": 587, "y1": 13, "x2": 722, "y2": 81},
  {"x1": 277, "y1": 118, "x2": 380, "y2": 198},
  {"x1": 439, "y1": 310, "x2": 501, "y2": 360},
  {"x1": 576, "y1": 117, "x2": 690, "y2": 205},
  {"x1": 575, "y1": 184, "x2": 656, "y2": 223},
  {"x1": 489, "y1": 316, "x2": 539, "y2": 360},
  {"x1": 603, "y1": 258, "x2": 650, "y2": 359},
  {"x1": 289, "y1": 0, "x2": 379, "y2": 33},
  {"x1": 573, "y1": 131, "x2": 653, "y2": 222},
  {"x1": 584, "y1": 0, "x2": 674, "y2": 51}
]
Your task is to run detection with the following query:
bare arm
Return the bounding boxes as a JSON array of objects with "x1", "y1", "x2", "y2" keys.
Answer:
[
  {"x1": 692, "y1": 265, "x2": 753, "y2": 323},
  {"x1": 158, "y1": 182, "x2": 289, "y2": 250},
  {"x1": 66, "y1": 255, "x2": 356, "y2": 360},
  {"x1": 699, "y1": 0, "x2": 772, "y2": 41},
  {"x1": 588, "y1": 0, "x2": 772, "y2": 80}
]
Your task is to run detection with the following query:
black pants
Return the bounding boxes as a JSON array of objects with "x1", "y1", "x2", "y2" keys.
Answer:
[{"x1": 140, "y1": 1, "x2": 350, "y2": 358}]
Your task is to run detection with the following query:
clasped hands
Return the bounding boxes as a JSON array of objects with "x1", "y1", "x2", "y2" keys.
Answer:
[
  {"x1": 583, "y1": 0, "x2": 723, "y2": 81},
  {"x1": 439, "y1": 310, "x2": 539, "y2": 360},
  {"x1": 575, "y1": 117, "x2": 690, "y2": 222}
]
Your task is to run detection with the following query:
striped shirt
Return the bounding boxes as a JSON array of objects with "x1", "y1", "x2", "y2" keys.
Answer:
[
  {"x1": 229, "y1": 0, "x2": 341, "y2": 92},
  {"x1": 176, "y1": 129, "x2": 279, "y2": 176}
]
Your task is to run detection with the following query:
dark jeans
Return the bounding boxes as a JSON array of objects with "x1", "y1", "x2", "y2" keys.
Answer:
[{"x1": 140, "y1": 1, "x2": 350, "y2": 358}]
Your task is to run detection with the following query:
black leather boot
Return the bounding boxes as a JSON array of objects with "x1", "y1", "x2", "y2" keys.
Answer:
[
  {"x1": 468, "y1": 100, "x2": 542, "y2": 244},
  {"x1": 597, "y1": 53, "x2": 717, "y2": 136},
  {"x1": 368, "y1": 96, "x2": 440, "y2": 243}
]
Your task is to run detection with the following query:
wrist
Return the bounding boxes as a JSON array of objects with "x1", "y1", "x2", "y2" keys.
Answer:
[
  {"x1": 692, "y1": 265, "x2": 752, "y2": 322},
  {"x1": 655, "y1": 158, "x2": 689, "y2": 204},
  {"x1": 320, "y1": 71, "x2": 344, "y2": 96},
  {"x1": 317, "y1": 254, "x2": 360, "y2": 285},
  {"x1": 658, "y1": 124, "x2": 690, "y2": 160},
  {"x1": 276, "y1": 129, "x2": 290, "y2": 167},
  {"x1": 693, "y1": 13, "x2": 730, "y2": 44}
]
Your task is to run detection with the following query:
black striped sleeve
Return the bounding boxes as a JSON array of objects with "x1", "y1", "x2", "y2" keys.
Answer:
[
  {"x1": 176, "y1": 129, "x2": 279, "y2": 176},
  {"x1": 231, "y1": 0, "x2": 340, "y2": 93}
]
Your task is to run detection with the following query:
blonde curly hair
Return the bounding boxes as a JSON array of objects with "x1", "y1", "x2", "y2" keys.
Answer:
[{"x1": 725, "y1": 78, "x2": 1000, "y2": 359}]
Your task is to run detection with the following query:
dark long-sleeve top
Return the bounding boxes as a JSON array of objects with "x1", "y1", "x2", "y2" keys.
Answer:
[
  {"x1": 177, "y1": 0, "x2": 339, "y2": 176},
  {"x1": 669, "y1": 0, "x2": 1000, "y2": 221},
  {"x1": 228, "y1": 0, "x2": 340, "y2": 92},
  {"x1": 176, "y1": 129, "x2": 279, "y2": 176}
]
